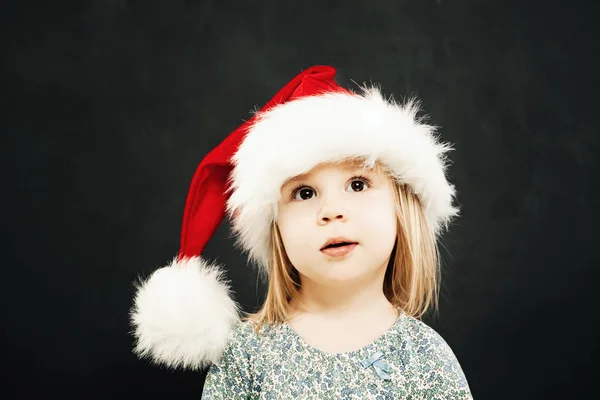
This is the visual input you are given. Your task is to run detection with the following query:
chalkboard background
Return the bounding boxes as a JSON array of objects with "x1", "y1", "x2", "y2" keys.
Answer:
[{"x1": 3, "y1": 0, "x2": 599, "y2": 398}]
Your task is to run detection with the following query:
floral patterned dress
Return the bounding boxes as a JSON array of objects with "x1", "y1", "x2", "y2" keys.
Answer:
[{"x1": 201, "y1": 312, "x2": 473, "y2": 399}]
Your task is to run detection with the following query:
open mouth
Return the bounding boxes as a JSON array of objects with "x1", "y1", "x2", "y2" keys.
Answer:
[
  {"x1": 322, "y1": 242, "x2": 356, "y2": 249},
  {"x1": 320, "y1": 241, "x2": 358, "y2": 257}
]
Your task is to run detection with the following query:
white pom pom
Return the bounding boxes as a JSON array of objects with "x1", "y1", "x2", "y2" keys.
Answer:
[{"x1": 130, "y1": 256, "x2": 240, "y2": 370}]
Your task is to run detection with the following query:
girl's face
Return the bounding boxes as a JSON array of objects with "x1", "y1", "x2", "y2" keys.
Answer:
[{"x1": 277, "y1": 161, "x2": 397, "y2": 287}]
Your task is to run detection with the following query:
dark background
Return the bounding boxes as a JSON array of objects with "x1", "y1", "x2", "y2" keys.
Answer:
[{"x1": 3, "y1": 0, "x2": 599, "y2": 398}]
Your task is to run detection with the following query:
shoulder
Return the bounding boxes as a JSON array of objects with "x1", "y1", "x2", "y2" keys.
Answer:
[
  {"x1": 202, "y1": 321, "x2": 261, "y2": 397},
  {"x1": 219, "y1": 318, "x2": 281, "y2": 360},
  {"x1": 398, "y1": 313, "x2": 472, "y2": 395},
  {"x1": 397, "y1": 313, "x2": 466, "y2": 372},
  {"x1": 222, "y1": 319, "x2": 258, "y2": 353},
  {"x1": 399, "y1": 313, "x2": 455, "y2": 353},
  {"x1": 228, "y1": 319, "x2": 259, "y2": 343}
]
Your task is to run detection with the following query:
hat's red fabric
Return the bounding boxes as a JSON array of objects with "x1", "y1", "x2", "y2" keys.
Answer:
[{"x1": 178, "y1": 66, "x2": 348, "y2": 260}]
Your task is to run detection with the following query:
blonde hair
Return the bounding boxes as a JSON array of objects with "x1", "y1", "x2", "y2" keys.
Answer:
[{"x1": 242, "y1": 160, "x2": 441, "y2": 333}]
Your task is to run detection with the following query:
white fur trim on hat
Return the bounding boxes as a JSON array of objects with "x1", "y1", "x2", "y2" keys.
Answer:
[
  {"x1": 130, "y1": 256, "x2": 240, "y2": 370},
  {"x1": 227, "y1": 87, "x2": 459, "y2": 275}
]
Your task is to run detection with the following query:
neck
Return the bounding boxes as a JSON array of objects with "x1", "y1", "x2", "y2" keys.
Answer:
[{"x1": 289, "y1": 266, "x2": 396, "y2": 319}]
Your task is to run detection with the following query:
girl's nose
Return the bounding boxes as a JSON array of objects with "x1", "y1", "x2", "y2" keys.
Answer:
[{"x1": 317, "y1": 199, "x2": 349, "y2": 225}]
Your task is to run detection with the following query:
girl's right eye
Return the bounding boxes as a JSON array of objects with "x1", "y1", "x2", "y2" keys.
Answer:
[{"x1": 292, "y1": 186, "x2": 315, "y2": 201}]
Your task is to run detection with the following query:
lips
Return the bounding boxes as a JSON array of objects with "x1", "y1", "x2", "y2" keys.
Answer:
[
  {"x1": 321, "y1": 243, "x2": 358, "y2": 257},
  {"x1": 320, "y1": 237, "x2": 358, "y2": 258},
  {"x1": 320, "y1": 237, "x2": 358, "y2": 251}
]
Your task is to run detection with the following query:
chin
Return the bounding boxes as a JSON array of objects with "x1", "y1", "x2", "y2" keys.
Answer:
[{"x1": 307, "y1": 261, "x2": 377, "y2": 286}]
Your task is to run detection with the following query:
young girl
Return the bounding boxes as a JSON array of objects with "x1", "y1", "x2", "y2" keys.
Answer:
[{"x1": 130, "y1": 66, "x2": 473, "y2": 399}]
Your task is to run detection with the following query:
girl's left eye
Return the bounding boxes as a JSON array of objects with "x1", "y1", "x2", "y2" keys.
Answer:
[{"x1": 346, "y1": 176, "x2": 371, "y2": 192}]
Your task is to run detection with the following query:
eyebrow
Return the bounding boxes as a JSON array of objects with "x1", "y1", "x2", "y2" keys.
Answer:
[
  {"x1": 284, "y1": 163, "x2": 371, "y2": 186},
  {"x1": 286, "y1": 173, "x2": 309, "y2": 184}
]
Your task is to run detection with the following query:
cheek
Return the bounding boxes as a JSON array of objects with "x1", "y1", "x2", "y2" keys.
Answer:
[
  {"x1": 355, "y1": 195, "x2": 397, "y2": 246},
  {"x1": 276, "y1": 208, "x2": 314, "y2": 259}
]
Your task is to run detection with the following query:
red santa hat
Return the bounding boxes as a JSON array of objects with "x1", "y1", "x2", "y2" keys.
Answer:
[{"x1": 129, "y1": 65, "x2": 459, "y2": 370}]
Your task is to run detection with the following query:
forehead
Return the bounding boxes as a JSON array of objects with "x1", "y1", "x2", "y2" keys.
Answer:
[{"x1": 283, "y1": 159, "x2": 380, "y2": 186}]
